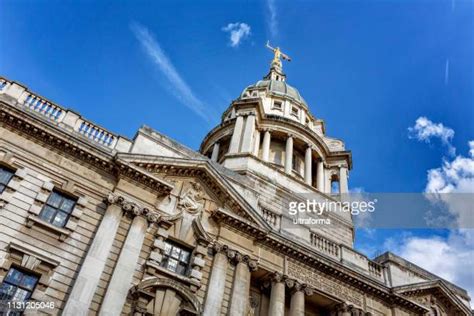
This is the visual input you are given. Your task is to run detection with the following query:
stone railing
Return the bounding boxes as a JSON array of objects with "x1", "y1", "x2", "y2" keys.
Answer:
[
  {"x1": 310, "y1": 232, "x2": 340, "y2": 259},
  {"x1": 368, "y1": 260, "x2": 384, "y2": 279},
  {"x1": 261, "y1": 208, "x2": 281, "y2": 230},
  {"x1": 0, "y1": 77, "x2": 131, "y2": 151},
  {"x1": 23, "y1": 93, "x2": 65, "y2": 122}
]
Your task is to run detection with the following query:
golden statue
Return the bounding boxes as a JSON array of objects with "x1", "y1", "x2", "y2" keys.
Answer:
[{"x1": 266, "y1": 41, "x2": 291, "y2": 67}]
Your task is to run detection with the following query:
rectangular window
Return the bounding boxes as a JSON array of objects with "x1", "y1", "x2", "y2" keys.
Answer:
[
  {"x1": 292, "y1": 154, "x2": 301, "y2": 173},
  {"x1": 291, "y1": 106, "x2": 299, "y2": 117},
  {"x1": 160, "y1": 241, "x2": 191, "y2": 276},
  {"x1": 272, "y1": 101, "x2": 283, "y2": 110},
  {"x1": 0, "y1": 267, "x2": 38, "y2": 302},
  {"x1": 39, "y1": 190, "x2": 76, "y2": 228},
  {"x1": 273, "y1": 150, "x2": 283, "y2": 166},
  {"x1": 0, "y1": 166, "x2": 14, "y2": 193}
]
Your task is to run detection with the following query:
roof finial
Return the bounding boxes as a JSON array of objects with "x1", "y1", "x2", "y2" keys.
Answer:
[{"x1": 266, "y1": 41, "x2": 291, "y2": 69}]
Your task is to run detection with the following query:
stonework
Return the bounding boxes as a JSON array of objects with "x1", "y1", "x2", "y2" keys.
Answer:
[{"x1": 0, "y1": 55, "x2": 471, "y2": 316}]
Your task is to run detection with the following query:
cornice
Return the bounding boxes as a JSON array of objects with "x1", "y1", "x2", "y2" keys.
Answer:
[{"x1": 0, "y1": 103, "x2": 172, "y2": 196}]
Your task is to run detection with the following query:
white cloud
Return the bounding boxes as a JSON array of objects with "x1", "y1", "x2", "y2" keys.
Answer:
[
  {"x1": 403, "y1": 117, "x2": 474, "y2": 300},
  {"x1": 385, "y1": 232, "x2": 474, "y2": 301},
  {"x1": 222, "y1": 23, "x2": 251, "y2": 47},
  {"x1": 408, "y1": 116, "x2": 456, "y2": 155},
  {"x1": 266, "y1": 0, "x2": 278, "y2": 39},
  {"x1": 130, "y1": 22, "x2": 210, "y2": 121}
]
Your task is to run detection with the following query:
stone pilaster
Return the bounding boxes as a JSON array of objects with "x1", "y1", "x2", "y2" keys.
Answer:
[
  {"x1": 339, "y1": 166, "x2": 348, "y2": 194},
  {"x1": 304, "y1": 145, "x2": 312, "y2": 185},
  {"x1": 99, "y1": 203, "x2": 160, "y2": 316},
  {"x1": 240, "y1": 114, "x2": 256, "y2": 153},
  {"x1": 285, "y1": 134, "x2": 293, "y2": 174},
  {"x1": 229, "y1": 115, "x2": 245, "y2": 153},
  {"x1": 62, "y1": 193, "x2": 124, "y2": 316}
]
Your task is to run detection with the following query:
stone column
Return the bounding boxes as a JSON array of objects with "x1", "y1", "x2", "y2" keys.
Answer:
[
  {"x1": 316, "y1": 159, "x2": 325, "y2": 193},
  {"x1": 229, "y1": 115, "x2": 245, "y2": 153},
  {"x1": 240, "y1": 114, "x2": 256, "y2": 153},
  {"x1": 253, "y1": 130, "x2": 261, "y2": 156},
  {"x1": 268, "y1": 273, "x2": 285, "y2": 316},
  {"x1": 289, "y1": 287, "x2": 305, "y2": 316},
  {"x1": 334, "y1": 303, "x2": 351, "y2": 316},
  {"x1": 62, "y1": 193, "x2": 123, "y2": 316},
  {"x1": 99, "y1": 206, "x2": 151, "y2": 316},
  {"x1": 228, "y1": 255, "x2": 258, "y2": 316},
  {"x1": 339, "y1": 166, "x2": 349, "y2": 194},
  {"x1": 304, "y1": 146, "x2": 312, "y2": 185},
  {"x1": 211, "y1": 142, "x2": 220, "y2": 162},
  {"x1": 285, "y1": 135, "x2": 293, "y2": 174},
  {"x1": 203, "y1": 245, "x2": 229, "y2": 316},
  {"x1": 261, "y1": 130, "x2": 271, "y2": 162}
]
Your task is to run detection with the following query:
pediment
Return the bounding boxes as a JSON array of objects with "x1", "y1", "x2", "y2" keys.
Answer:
[
  {"x1": 116, "y1": 154, "x2": 271, "y2": 235},
  {"x1": 393, "y1": 280, "x2": 471, "y2": 315}
]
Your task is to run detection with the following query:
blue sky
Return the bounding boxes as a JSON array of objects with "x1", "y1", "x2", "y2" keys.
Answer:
[{"x1": 1, "y1": 0, "x2": 473, "y2": 298}]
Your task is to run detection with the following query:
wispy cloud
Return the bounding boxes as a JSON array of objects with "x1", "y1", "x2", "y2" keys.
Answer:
[
  {"x1": 222, "y1": 22, "x2": 251, "y2": 47},
  {"x1": 408, "y1": 116, "x2": 456, "y2": 156},
  {"x1": 266, "y1": 0, "x2": 278, "y2": 39},
  {"x1": 445, "y1": 59, "x2": 450, "y2": 85},
  {"x1": 130, "y1": 22, "x2": 210, "y2": 122}
]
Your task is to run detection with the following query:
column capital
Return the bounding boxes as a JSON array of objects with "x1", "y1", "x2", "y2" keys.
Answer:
[{"x1": 286, "y1": 133, "x2": 294, "y2": 139}]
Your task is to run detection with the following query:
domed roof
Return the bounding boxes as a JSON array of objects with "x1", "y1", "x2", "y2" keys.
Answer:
[{"x1": 240, "y1": 79, "x2": 308, "y2": 108}]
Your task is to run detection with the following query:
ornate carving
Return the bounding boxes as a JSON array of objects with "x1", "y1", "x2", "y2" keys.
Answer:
[{"x1": 178, "y1": 182, "x2": 204, "y2": 215}]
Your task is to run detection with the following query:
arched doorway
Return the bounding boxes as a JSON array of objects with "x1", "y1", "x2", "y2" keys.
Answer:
[{"x1": 129, "y1": 277, "x2": 202, "y2": 315}]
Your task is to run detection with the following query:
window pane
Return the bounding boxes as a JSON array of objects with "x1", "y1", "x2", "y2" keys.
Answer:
[
  {"x1": 60, "y1": 199, "x2": 75, "y2": 213},
  {"x1": 39, "y1": 206, "x2": 56, "y2": 223},
  {"x1": 163, "y1": 242, "x2": 172, "y2": 255},
  {"x1": 176, "y1": 263, "x2": 187, "y2": 275},
  {"x1": 179, "y1": 250, "x2": 190, "y2": 263},
  {"x1": 47, "y1": 192, "x2": 62, "y2": 208},
  {"x1": 171, "y1": 247, "x2": 180, "y2": 260},
  {"x1": 5, "y1": 269, "x2": 22, "y2": 285},
  {"x1": 167, "y1": 258, "x2": 178, "y2": 272},
  {"x1": 0, "y1": 283, "x2": 16, "y2": 300},
  {"x1": 0, "y1": 184, "x2": 5, "y2": 193},
  {"x1": 52, "y1": 211, "x2": 68, "y2": 227},
  {"x1": 20, "y1": 275, "x2": 38, "y2": 291},
  {"x1": 0, "y1": 168, "x2": 13, "y2": 185},
  {"x1": 12, "y1": 288, "x2": 30, "y2": 301}
]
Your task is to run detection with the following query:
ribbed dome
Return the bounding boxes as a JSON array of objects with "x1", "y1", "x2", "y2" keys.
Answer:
[{"x1": 240, "y1": 79, "x2": 308, "y2": 108}]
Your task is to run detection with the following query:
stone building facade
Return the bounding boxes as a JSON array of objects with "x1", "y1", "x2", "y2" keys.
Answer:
[{"x1": 0, "y1": 53, "x2": 471, "y2": 315}]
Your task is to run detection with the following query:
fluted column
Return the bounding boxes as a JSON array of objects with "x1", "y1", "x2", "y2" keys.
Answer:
[
  {"x1": 304, "y1": 146, "x2": 312, "y2": 185},
  {"x1": 261, "y1": 130, "x2": 271, "y2": 162},
  {"x1": 211, "y1": 142, "x2": 220, "y2": 162},
  {"x1": 268, "y1": 273, "x2": 285, "y2": 316},
  {"x1": 241, "y1": 114, "x2": 256, "y2": 153},
  {"x1": 63, "y1": 193, "x2": 123, "y2": 316},
  {"x1": 99, "y1": 205, "x2": 156, "y2": 315},
  {"x1": 285, "y1": 135, "x2": 293, "y2": 174},
  {"x1": 316, "y1": 159, "x2": 325, "y2": 192},
  {"x1": 340, "y1": 166, "x2": 348, "y2": 194},
  {"x1": 203, "y1": 245, "x2": 229, "y2": 316},
  {"x1": 229, "y1": 115, "x2": 245, "y2": 153},
  {"x1": 228, "y1": 255, "x2": 258, "y2": 316}
]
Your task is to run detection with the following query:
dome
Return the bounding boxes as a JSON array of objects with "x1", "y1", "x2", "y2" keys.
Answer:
[{"x1": 240, "y1": 79, "x2": 308, "y2": 108}]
